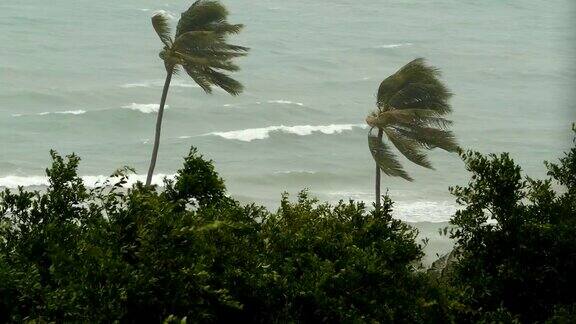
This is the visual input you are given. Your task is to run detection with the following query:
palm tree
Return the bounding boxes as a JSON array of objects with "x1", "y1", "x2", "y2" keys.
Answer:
[
  {"x1": 366, "y1": 58, "x2": 458, "y2": 212},
  {"x1": 146, "y1": 0, "x2": 248, "y2": 186}
]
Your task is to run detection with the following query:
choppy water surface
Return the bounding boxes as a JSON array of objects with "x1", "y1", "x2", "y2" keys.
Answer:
[{"x1": 1, "y1": 0, "x2": 574, "y2": 222}]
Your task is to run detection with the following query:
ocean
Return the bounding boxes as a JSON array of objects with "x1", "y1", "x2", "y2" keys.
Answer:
[{"x1": 1, "y1": 0, "x2": 574, "y2": 228}]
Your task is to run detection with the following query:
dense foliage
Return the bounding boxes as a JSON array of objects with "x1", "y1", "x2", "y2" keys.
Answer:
[
  {"x1": 448, "y1": 126, "x2": 576, "y2": 322},
  {"x1": 1, "y1": 127, "x2": 575, "y2": 323},
  {"x1": 0, "y1": 149, "x2": 438, "y2": 323}
]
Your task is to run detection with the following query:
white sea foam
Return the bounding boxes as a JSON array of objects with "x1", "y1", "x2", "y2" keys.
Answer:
[
  {"x1": 53, "y1": 110, "x2": 86, "y2": 115},
  {"x1": 121, "y1": 81, "x2": 152, "y2": 88},
  {"x1": 172, "y1": 80, "x2": 201, "y2": 88},
  {"x1": 12, "y1": 110, "x2": 86, "y2": 117},
  {"x1": 326, "y1": 191, "x2": 457, "y2": 222},
  {"x1": 0, "y1": 174, "x2": 175, "y2": 189},
  {"x1": 394, "y1": 201, "x2": 459, "y2": 223},
  {"x1": 204, "y1": 124, "x2": 366, "y2": 142},
  {"x1": 267, "y1": 100, "x2": 305, "y2": 106},
  {"x1": 121, "y1": 80, "x2": 200, "y2": 89},
  {"x1": 273, "y1": 170, "x2": 317, "y2": 175},
  {"x1": 121, "y1": 103, "x2": 169, "y2": 114},
  {"x1": 375, "y1": 43, "x2": 413, "y2": 49}
]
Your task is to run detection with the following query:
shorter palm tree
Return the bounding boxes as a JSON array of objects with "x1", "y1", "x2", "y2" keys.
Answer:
[
  {"x1": 366, "y1": 58, "x2": 458, "y2": 211},
  {"x1": 146, "y1": 0, "x2": 248, "y2": 186}
]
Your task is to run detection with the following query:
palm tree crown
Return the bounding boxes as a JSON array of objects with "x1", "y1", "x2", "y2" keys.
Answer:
[
  {"x1": 367, "y1": 58, "x2": 458, "y2": 182},
  {"x1": 152, "y1": 0, "x2": 248, "y2": 94}
]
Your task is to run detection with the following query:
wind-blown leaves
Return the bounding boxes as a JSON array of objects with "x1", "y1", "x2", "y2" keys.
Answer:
[
  {"x1": 396, "y1": 126, "x2": 459, "y2": 152},
  {"x1": 370, "y1": 109, "x2": 453, "y2": 130},
  {"x1": 153, "y1": 0, "x2": 248, "y2": 96},
  {"x1": 377, "y1": 58, "x2": 452, "y2": 114},
  {"x1": 384, "y1": 128, "x2": 433, "y2": 169},
  {"x1": 183, "y1": 65, "x2": 243, "y2": 95},
  {"x1": 367, "y1": 58, "x2": 458, "y2": 181},
  {"x1": 176, "y1": 0, "x2": 241, "y2": 37},
  {"x1": 152, "y1": 13, "x2": 172, "y2": 47},
  {"x1": 389, "y1": 83, "x2": 452, "y2": 114},
  {"x1": 368, "y1": 135, "x2": 412, "y2": 181}
]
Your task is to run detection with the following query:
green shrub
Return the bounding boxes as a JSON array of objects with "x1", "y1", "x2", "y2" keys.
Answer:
[
  {"x1": 0, "y1": 148, "x2": 438, "y2": 323},
  {"x1": 251, "y1": 192, "x2": 436, "y2": 322},
  {"x1": 448, "y1": 127, "x2": 576, "y2": 322},
  {"x1": 2, "y1": 127, "x2": 575, "y2": 323}
]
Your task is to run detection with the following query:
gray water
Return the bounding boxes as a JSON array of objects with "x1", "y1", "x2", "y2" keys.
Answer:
[{"x1": 1, "y1": 0, "x2": 575, "y2": 224}]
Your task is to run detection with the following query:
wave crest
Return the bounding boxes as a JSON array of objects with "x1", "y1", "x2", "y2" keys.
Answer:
[
  {"x1": 0, "y1": 174, "x2": 175, "y2": 189},
  {"x1": 326, "y1": 191, "x2": 457, "y2": 222},
  {"x1": 121, "y1": 80, "x2": 200, "y2": 89},
  {"x1": 204, "y1": 124, "x2": 366, "y2": 142},
  {"x1": 122, "y1": 103, "x2": 169, "y2": 114},
  {"x1": 267, "y1": 100, "x2": 305, "y2": 107},
  {"x1": 12, "y1": 110, "x2": 86, "y2": 117},
  {"x1": 374, "y1": 43, "x2": 413, "y2": 49}
]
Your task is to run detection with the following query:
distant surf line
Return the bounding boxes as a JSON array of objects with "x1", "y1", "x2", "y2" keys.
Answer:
[
  {"x1": 0, "y1": 174, "x2": 174, "y2": 189},
  {"x1": 194, "y1": 124, "x2": 368, "y2": 142}
]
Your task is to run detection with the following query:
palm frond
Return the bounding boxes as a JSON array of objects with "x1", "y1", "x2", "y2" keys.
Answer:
[
  {"x1": 182, "y1": 65, "x2": 243, "y2": 95},
  {"x1": 204, "y1": 69, "x2": 243, "y2": 95},
  {"x1": 176, "y1": 51, "x2": 240, "y2": 71},
  {"x1": 176, "y1": 0, "x2": 230, "y2": 36},
  {"x1": 376, "y1": 58, "x2": 451, "y2": 114},
  {"x1": 368, "y1": 58, "x2": 457, "y2": 182},
  {"x1": 173, "y1": 31, "x2": 249, "y2": 55},
  {"x1": 368, "y1": 134, "x2": 413, "y2": 181},
  {"x1": 384, "y1": 128, "x2": 433, "y2": 169},
  {"x1": 211, "y1": 23, "x2": 244, "y2": 35},
  {"x1": 183, "y1": 66, "x2": 213, "y2": 93},
  {"x1": 395, "y1": 126, "x2": 459, "y2": 152},
  {"x1": 166, "y1": 2, "x2": 247, "y2": 96},
  {"x1": 389, "y1": 83, "x2": 452, "y2": 114},
  {"x1": 174, "y1": 31, "x2": 224, "y2": 49},
  {"x1": 152, "y1": 13, "x2": 173, "y2": 47},
  {"x1": 371, "y1": 109, "x2": 453, "y2": 130}
]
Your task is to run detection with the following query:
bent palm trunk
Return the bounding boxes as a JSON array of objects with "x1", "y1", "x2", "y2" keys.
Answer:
[
  {"x1": 146, "y1": 72, "x2": 173, "y2": 186},
  {"x1": 375, "y1": 128, "x2": 383, "y2": 212}
]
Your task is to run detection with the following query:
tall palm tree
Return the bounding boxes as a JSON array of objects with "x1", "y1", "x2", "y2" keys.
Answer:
[
  {"x1": 146, "y1": 0, "x2": 248, "y2": 186},
  {"x1": 366, "y1": 58, "x2": 458, "y2": 212}
]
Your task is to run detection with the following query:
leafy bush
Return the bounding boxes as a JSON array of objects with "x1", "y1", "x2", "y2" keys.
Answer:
[
  {"x1": 0, "y1": 148, "x2": 437, "y2": 323},
  {"x1": 0, "y1": 149, "x2": 265, "y2": 322},
  {"x1": 251, "y1": 193, "x2": 438, "y2": 322},
  {"x1": 2, "y1": 127, "x2": 575, "y2": 323},
  {"x1": 448, "y1": 127, "x2": 576, "y2": 322}
]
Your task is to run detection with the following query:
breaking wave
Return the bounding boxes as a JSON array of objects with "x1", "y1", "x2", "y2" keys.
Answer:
[
  {"x1": 267, "y1": 100, "x2": 305, "y2": 106},
  {"x1": 0, "y1": 174, "x2": 175, "y2": 189},
  {"x1": 12, "y1": 110, "x2": 86, "y2": 117},
  {"x1": 374, "y1": 43, "x2": 413, "y2": 49},
  {"x1": 326, "y1": 191, "x2": 457, "y2": 222},
  {"x1": 121, "y1": 103, "x2": 169, "y2": 114},
  {"x1": 203, "y1": 124, "x2": 367, "y2": 142},
  {"x1": 121, "y1": 80, "x2": 200, "y2": 89}
]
